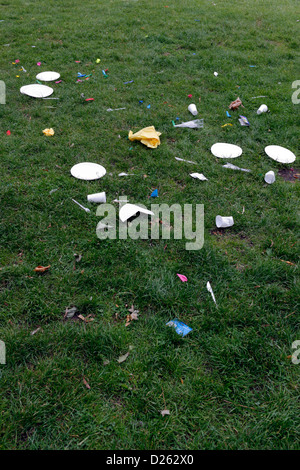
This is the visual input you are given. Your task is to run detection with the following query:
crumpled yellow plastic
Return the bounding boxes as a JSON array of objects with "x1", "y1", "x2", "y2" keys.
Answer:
[
  {"x1": 43, "y1": 128, "x2": 55, "y2": 136},
  {"x1": 128, "y1": 126, "x2": 161, "y2": 148}
]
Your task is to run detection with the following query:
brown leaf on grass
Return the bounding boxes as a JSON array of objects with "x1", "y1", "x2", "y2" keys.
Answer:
[
  {"x1": 34, "y1": 265, "x2": 51, "y2": 273},
  {"x1": 160, "y1": 409, "x2": 170, "y2": 416},
  {"x1": 280, "y1": 260, "x2": 295, "y2": 266},
  {"x1": 64, "y1": 306, "x2": 78, "y2": 319},
  {"x1": 83, "y1": 377, "x2": 91, "y2": 389}
]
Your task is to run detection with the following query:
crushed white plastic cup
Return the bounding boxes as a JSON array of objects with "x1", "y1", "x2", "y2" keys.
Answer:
[
  {"x1": 87, "y1": 192, "x2": 106, "y2": 203},
  {"x1": 188, "y1": 103, "x2": 198, "y2": 116},
  {"x1": 257, "y1": 104, "x2": 268, "y2": 115},
  {"x1": 264, "y1": 171, "x2": 275, "y2": 184},
  {"x1": 216, "y1": 215, "x2": 234, "y2": 228}
]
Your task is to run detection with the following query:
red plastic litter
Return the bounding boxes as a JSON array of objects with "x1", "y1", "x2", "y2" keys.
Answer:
[
  {"x1": 6, "y1": 130, "x2": 11, "y2": 135},
  {"x1": 188, "y1": 94, "x2": 192, "y2": 98},
  {"x1": 85, "y1": 98, "x2": 94, "y2": 101}
]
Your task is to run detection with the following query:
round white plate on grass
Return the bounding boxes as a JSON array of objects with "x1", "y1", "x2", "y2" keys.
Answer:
[
  {"x1": 211, "y1": 143, "x2": 242, "y2": 159},
  {"x1": 265, "y1": 145, "x2": 296, "y2": 164},
  {"x1": 70, "y1": 162, "x2": 106, "y2": 180},
  {"x1": 20, "y1": 84, "x2": 54, "y2": 98},
  {"x1": 36, "y1": 71, "x2": 60, "y2": 82}
]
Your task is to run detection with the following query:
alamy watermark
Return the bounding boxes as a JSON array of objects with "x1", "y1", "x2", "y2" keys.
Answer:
[
  {"x1": 0, "y1": 80, "x2": 5, "y2": 104},
  {"x1": 95, "y1": 197, "x2": 204, "y2": 251},
  {"x1": 291, "y1": 340, "x2": 300, "y2": 365},
  {"x1": 292, "y1": 80, "x2": 300, "y2": 104},
  {"x1": 0, "y1": 340, "x2": 5, "y2": 365}
]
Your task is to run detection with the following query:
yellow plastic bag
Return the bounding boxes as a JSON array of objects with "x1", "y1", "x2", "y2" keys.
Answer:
[{"x1": 128, "y1": 126, "x2": 161, "y2": 148}]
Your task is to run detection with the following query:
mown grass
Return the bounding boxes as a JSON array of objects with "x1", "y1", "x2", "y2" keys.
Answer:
[{"x1": 0, "y1": 0, "x2": 299, "y2": 450}]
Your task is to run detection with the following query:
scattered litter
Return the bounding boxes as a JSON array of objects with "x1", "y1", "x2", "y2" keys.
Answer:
[
  {"x1": 160, "y1": 410, "x2": 170, "y2": 417},
  {"x1": 173, "y1": 119, "x2": 203, "y2": 128},
  {"x1": 238, "y1": 115, "x2": 250, "y2": 126},
  {"x1": 257, "y1": 104, "x2": 268, "y2": 115},
  {"x1": 119, "y1": 203, "x2": 154, "y2": 223},
  {"x1": 265, "y1": 145, "x2": 296, "y2": 164},
  {"x1": 166, "y1": 319, "x2": 192, "y2": 337},
  {"x1": 264, "y1": 170, "x2": 275, "y2": 184},
  {"x1": 188, "y1": 103, "x2": 198, "y2": 116},
  {"x1": 150, "y1": 189, "x2": 158, "y2": 197},
  {"x1": 102, "y1": 70, "x2": 108, "y2": 77},
  {"x1": 221, "y1": 123, "x2": 233, "y2": 127},
  {"x1": 96, "y1": 58, "x2": 101, "y2": 63},
  {"x1": 87, "y1": 192, "x2": 106, "y2": 203},
  {"x1": 77, "y1": 73, "x2": 86, "y2": 77},
  {"x1": 147, "y1": 104, "x2": 151, "y2": 109},
  {"x1": 20, "y1": 84, "x2": 54, "y2": 98},
  {"x1": 36, "y1": 71, "x2": 60, "y2": 82},
  {"x1": 21, "y1": 66, "x2": 26, "y2": 73},
  {"x1": 226, "y1": 111, "x2": 231, "y2": 117},
  {"x1": 107, "y1": 107, "x2": 126, "y2": 111},
  {"x1": 223, "y1": 162, "x2": 251, "y2": 172},
  {"x1": 190, "y1": 173, "x2": 208, "y2": 181},
  {"x1": 49, "y1": 188, "x2": 58, "y2": 194},
  {"x1": 70, "y1": 162, "x2": 106, "y2": 180},
  {"x1": 214, "y1": 71, "x2": 218, "y2": 76},
  {"x1": 250, "y1": 95, "x2": 267, "y2": 99},
  {"x1": 37, "y1": 62, "x2": 41, "y2": 66},
  {"x1": 6, "y1": 130, "x2": 11, "y2": 136},
  {"x1": 64, "y1": 306, "x2": 78, "y2": 319},
  {"x1": 124, "y1": 80, "x2": 134, "y2": 84},
  {"x1": 175, "y1": 157, "x2": 197, "y2": 164},
  {"x1": 188, "y1": 94, "x2": 192, "y2": 98},
  {"x1": 211, "y1": 143, "x2": 242, "y2": 159},
  {"x1": 72, "y1": 199, "x2": 91, "y2": 213},
  {"x1": 177, "y1": 273, "x2": 187, "y2": 282},
  {"x1": 31, "y1": 327, "x2": 42, "y2": 336},
  {"x1": 74, "y1": 253, "x2": 82, "y2": 262},
  {"x1": 34, "y1": 265, "x2": 51, "y2": 273},
  {"x1": 206, "y1": 281, "x2": 217, "y2": 307},
  {"x1": 42, "y1": 128, "x2": 55, "y2": 136},
  {"x1": 228, "y1": 97, "x2": 243, "y2": 110},
  {"x1": 128, "y1": 126, "x2": 161, "y2": 148},
  {"x1": 216, "y1": 215, "x2": 234, "y2": 228},
  {"x1": 118, "y1": 172, "x2": 133, "y2": 176}
]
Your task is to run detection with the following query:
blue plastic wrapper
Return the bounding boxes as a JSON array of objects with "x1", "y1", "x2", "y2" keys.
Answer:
[{"x1": 166, "y1": 319, "x2": 192, "y2": 337}]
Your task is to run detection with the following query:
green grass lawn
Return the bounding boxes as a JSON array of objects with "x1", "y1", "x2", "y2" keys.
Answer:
[{"x1": 0, "y1": 0, "x2": 299, "y2": 450}]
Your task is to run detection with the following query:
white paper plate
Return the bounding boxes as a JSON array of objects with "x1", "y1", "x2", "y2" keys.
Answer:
[
  {"x1": 36, "y1": 71, "x2": 60, "y2": 82},
  {"x1": 70, "y1": 162, "x2": 106, "y2": 180},
  {"x1": 211, "y1": 143, "x2": 242, "y2": 159},
  {"x1": 265, "y1": 145, "x2": 296, "y2": 164},
  {"x1": 20, "y1": 84, "x2": 54, "y2": 98},
  {"x1": 119, "y1": 203, "x2": 154, "y2": 223}
]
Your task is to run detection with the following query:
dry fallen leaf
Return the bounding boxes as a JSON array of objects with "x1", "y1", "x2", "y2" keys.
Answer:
[
  {"x1": 160, "y1": 409, "x2": 170, "y2": 416},
  {"x1": 30, "y1": 327, "x2": 42, "y2": 336},
  {"x1": 34, "y1": 265, "x2": 51, "y2": 273},
  {"x1": 117, "y1": 352, "x2": 129, "y2": 363},
  {"x1": 103, "y1": 359, "x2": 110, "y2": 366}
]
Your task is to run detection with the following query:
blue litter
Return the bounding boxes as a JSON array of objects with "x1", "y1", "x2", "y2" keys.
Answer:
[
  {"x1": 77, "y1": 73, "x2": 86, "y2": 77},
  {"x1": 166, "y1": 319, "x2": 192, "y2": 337},
  {"x1": 150, "y1": 189, "x2": 158, "y2": 197},
  {"x1": 124, "y1": 80, "x2": 134, "y2": 84},
  {"x1": 226, "y1": 111, "x2": 231, "y2": 117},
  {"x1": 147, "y1": 104, "x2": 151, "y2": 109}
]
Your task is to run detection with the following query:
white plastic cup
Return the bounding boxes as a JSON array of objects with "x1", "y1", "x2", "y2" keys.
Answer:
[
  {"x1": 216, "y1": 215, "x2": 234, "y2": 228},
  {"x1": 188, "y1": 103, "x2": 198, "y2": 116},
  {"x1": 257, "y1": 104, "x2": 268, "y2": 115},
  {"x1": 264, "y1": 171, "x2": 275, "y2": 184},
  {"x1": 87, "y1": 192, "x2": 106, "y2": 203}
]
